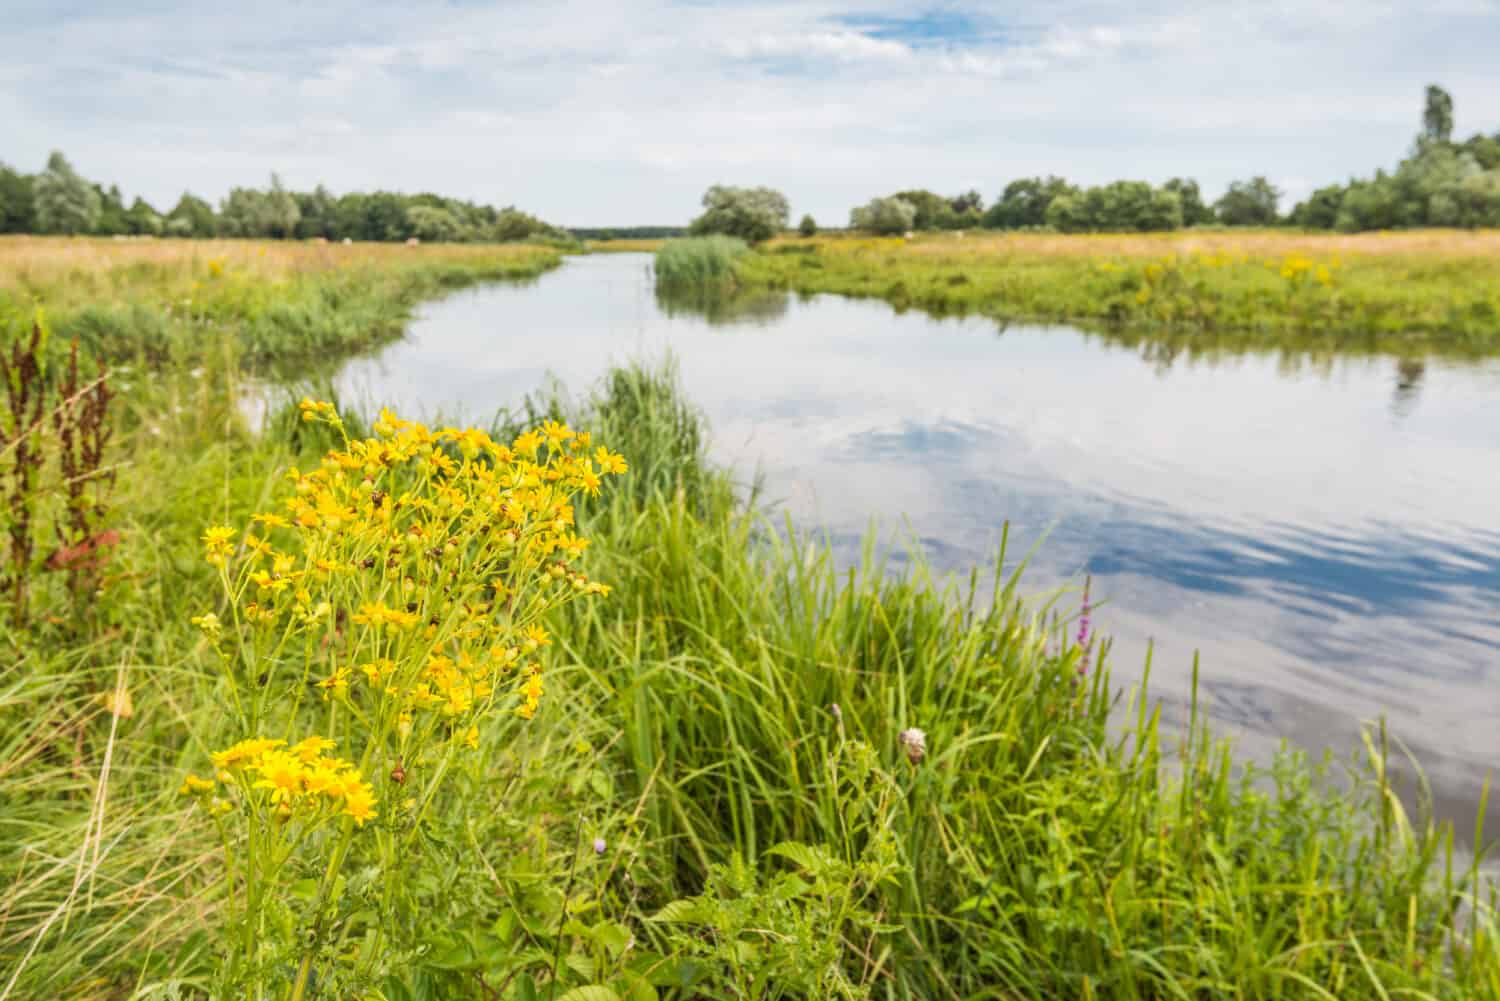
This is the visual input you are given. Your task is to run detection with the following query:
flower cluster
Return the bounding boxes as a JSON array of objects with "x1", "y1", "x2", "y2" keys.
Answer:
[
  {"x1": 184, "y1": 735, "x2": 378, "y2": 826},
  {"x1": 200, "y1": 403, "x2": 625, "y2": 737}
]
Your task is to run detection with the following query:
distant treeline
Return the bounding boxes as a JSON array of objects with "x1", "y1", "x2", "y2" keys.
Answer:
[
  {"x1": 847, "y1": 85, "x2": 1500, "y2": 234},
  {"x1": 570, "y1": 226, "x2": 688, "y2": 240},
  {"x1": 0, "y1": 155, "x2": 564, "y2": 243}
]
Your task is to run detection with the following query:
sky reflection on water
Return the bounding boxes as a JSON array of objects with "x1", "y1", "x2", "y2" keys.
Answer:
[{"x1": 335, "y1": 252, "x2": 1500, "y2": 820}]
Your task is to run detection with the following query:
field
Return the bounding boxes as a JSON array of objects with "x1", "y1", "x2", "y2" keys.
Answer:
[
  {"x1": 1, "y1": 238, "x2": 1497, "y2": 1000},
  {"x1": 736, "y1": 229, "x2": 1500, "y2": 356}
]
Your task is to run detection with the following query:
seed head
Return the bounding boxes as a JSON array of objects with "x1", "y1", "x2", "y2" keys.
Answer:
[{"x1": 898, "y1": 727, "x2": 926, "y2": 765}]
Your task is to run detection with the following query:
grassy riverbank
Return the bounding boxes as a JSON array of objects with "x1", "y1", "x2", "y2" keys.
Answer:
[
  {"x1": 732, "y1": 230, "x2": 1500, "y2": 355},
  {"x1": 1, "y1": 244, "x2": 1496, "y2": 999},
  {"x1": 0, "y1": 237, "x2": 562, "y2": 372}
]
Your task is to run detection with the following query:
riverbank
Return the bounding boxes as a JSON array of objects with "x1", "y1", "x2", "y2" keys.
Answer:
[
  {"x1": 1, "y1": 244, "x2": 1495, "y2": 999},
  {"x1": 733, "y1": 230, "x2": 1500, "y2": 355},
  {"x1": 0, "y1": 236, "x2": 563, "y2": 372}
]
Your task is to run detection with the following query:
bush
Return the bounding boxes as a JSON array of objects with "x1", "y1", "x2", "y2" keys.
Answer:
[
  {"x1": 850, "y1": 196, "x2": 916, "y2": 235},
  {"x1": 687, "y1": 185, "x2": 789, "y2": 244}
]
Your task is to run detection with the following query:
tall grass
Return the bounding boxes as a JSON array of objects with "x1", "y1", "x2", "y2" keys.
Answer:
[{"x1": 653, "y1": 236, "x2": 750, "y2": 287}]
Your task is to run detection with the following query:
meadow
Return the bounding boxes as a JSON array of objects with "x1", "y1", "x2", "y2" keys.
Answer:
[
  {"x1": 731, "y1": 230, "x2": 1500, "y2": 355},
  {"x1": 1, "y1": 237, "x2": 1497, "y2": 1001}
]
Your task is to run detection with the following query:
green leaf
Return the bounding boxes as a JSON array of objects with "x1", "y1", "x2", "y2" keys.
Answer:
[
  {"x1": 555, "y1": 986, "x2": 620, "y2": 1001},
  {"x1": 766, "y1": 841, "x2": 831, "y2": 873},
  {"x1": 647, "y1": 899, "x2": 706, "y2": 924}
]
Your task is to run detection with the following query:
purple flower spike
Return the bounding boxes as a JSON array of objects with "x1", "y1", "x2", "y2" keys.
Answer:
[{"x1": 593, "y1": 837, "x2": 607, "y2": 855}]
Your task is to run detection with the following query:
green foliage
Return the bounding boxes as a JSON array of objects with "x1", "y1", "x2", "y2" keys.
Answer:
[
  {"x1": 653, "y1": 236, "x2": 750, "y2": 286},
  {"x1": 797, "y1": 214, "x2": 817, "y2": 237},
  {"x1": 1047, "y1": 180, "x2": 1184, "y2": 233},
  {"x1": 3, "y1": 153, "x2": 565, "y2": 243},
  {"x1": 688, "y1": 186, "x2": 789, "y2": 244},
  {"x1": 33, "y1": 151, "x2": 101, "y2": 235},
  {"x1": 166, "y1": 193, "x2": 217, "y2": 238},
  {"x1": 0, "y1": 164, "x2": 38, "y2": 233},
  {"x1": 1290, "y1": 85, "x2": 1500, "y2": 230},
  {"x1": 1214, "y1": 176, "x2": 1281, "y2": 226},
  {"x1": 849, "y1": 195, "x2": 916, "y2": 235},
  {"x1": 1424, "y1": 84, "x2": 1456, "y2": 145},
  {"x1": 982, "y1": 176, "x2": 1078, "y2": 229},
  {"x1": 1164, "y1": 177, "x2": 1214, "y2": 226}
]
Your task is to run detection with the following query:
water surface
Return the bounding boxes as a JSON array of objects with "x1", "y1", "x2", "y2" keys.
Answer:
[{"x1": 335, "y1": 253, "x2": 1500, "y2": 825}]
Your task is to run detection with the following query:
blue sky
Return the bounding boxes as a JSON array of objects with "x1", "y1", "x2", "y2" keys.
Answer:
[{"x1": 4, "y1": 0, "x2": 1499, "y2": 226}]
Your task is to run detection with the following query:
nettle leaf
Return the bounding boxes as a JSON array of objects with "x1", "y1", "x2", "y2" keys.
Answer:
[{"x1": 555, "y1": 985, "x2": 621, "y2": 1001}]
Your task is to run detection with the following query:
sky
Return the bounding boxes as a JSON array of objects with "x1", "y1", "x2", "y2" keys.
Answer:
[{"x1": 4, "y1": 0, "x2": 1500, "y2": 227}]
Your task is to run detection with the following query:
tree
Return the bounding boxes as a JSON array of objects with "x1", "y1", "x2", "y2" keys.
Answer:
[
  {"x1": 94, "y1": 184, "x2": 128, "y2": 235},
  {"x1": 1422, "y1": 84, "x2": 1455, "y2": 146},
  {"x1": 1163, "y1": 178, "x2": 1212, "y2": 226},
  {"x1": 0, "y1": 164, "x2": 36, "y2": 233},
  {"x1": 124, "y1": 196, "x2": 163, "y2": 236},
  {"x1": 294, "y1": 185, "x2": 338, "y2": 239},
  {"x1": 167, "y1": 193, "x2": 217, "y2": 237},
  {"x1": 797, "y1": 214, "x2": 817, "y2": 237},
  {"x1": 688, "y1": 186, "x2": 789, "y2": 244},
  {"x1": 1288, "y1": 185, "x2": 1346, "y2": 229},
  {"x1": 949, "y1": 190, "x2": 983, "y2": 215},
  {"x1": 982, "y1": 176, "x2": 1076, "y2": 229},
  {"x1": 1214, "y1": 176, "x2": 1280, "y2": 226},
  {"x1": 264, "y1": 174, "x2": 300, "y2": 239},
  {"x1": 849, "y1": 196, "x2": 916, "y2": 235},
  {"x1": 33, "y1": 152, "x2": 101, "y2": 234},
  {"x1": 407, "y1": 205, "x2": 461, "y2": 243}
]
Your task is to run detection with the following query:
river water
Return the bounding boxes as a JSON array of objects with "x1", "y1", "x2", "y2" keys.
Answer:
[{"x1": 334, "y1": 252, "x2": 1500, "y2": 828}]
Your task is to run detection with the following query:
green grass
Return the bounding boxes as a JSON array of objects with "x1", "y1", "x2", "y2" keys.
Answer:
[
  {"x1": 653, "y1": 236, "x2": 750, "y2": 287},
  {"x1": 734, "y1": 231, "x2": 1500, "y2": 356},
  {"x1": 1, "y1": 247, "x2": 1497, "y2": 999}
]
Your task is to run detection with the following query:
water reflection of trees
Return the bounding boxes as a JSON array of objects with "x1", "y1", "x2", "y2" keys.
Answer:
[{"x1": 654, "y1": 282, "x2": 791, "y2": 327}]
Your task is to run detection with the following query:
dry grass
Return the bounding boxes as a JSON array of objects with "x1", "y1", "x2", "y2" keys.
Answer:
[
  {"x1": 0, "y1": 235, "x2": 554, "y2": 291},
  {"x1": 585, "y1": 238, "x2": 666, "y2": 254}
]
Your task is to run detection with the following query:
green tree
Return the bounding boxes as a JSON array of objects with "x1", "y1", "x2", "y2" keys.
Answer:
[
  {"x1": 124, "y1": 196, "x2": 163, "y2": 236},
  {"x1": 166, "y1": 193, "x2": 217, "y2": 237},
  {"x1": 1163, "y1": 178, "x2": 1212, "y2": 226},
  {"x1": 982, "y1": 176, "x2": 1076, "y2": 229},
  {"x1": 407, "y1": 204, "x2": 461, "y2": 243},
  {"x1": 0, "y1": 164, "x2": 37, "y2": 233},
  {"x1": 1214, "y1": 176, "x2": 1280, "y2": 226},
  {"x1": 94, "y1": 184, "x2": 128, "y2": 236},
  {"x1": 889, "y1": 189, "x2": 956, "y2": 230},
  {"x1": 1288, "y1": 185, "x2": 1346, "y2": 229},
  {"x1": 688, "y1": 185, "x2": 789, "y2": 244},
  {"x1": 797, "y1": 214, "x2": 817, "y2": 237},
  {"x1": 849, "y1": 196, "x2": 916, "y2": 235},
  {"x1": 265, "y1": 174, "x2": 300, "y2": 238},
  {"x1": 33, "y1": 152, "x2": 101, "y2": 234},
  {"x1": 294, "y1": 185, "x2": 339, "y2": 239},
  {"x1": 1422, "y1": 84, "x2": 1455, "y2": 146}
]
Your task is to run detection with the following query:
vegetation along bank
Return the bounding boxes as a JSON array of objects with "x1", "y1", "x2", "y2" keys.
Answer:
[{"x1": 0, "y1": 237, "x2": 1495, "y2": 999}]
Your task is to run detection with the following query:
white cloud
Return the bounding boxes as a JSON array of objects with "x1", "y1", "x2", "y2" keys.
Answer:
[{"x1": 4, "y1": 1, "x2": 1499, "y2": 225}]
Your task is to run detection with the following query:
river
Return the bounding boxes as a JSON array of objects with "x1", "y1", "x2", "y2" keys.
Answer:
[{"x1": 333, "y1": 251, "x2": 1500, "y2": 831}]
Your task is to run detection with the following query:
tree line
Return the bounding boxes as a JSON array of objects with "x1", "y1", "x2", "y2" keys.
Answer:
[
  {"x1": 840, "y1": 86, "x2": 1499, "y2": 235},
  {"x1": 0, "y1": 154, "x2": 563, "y2": 243}
]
